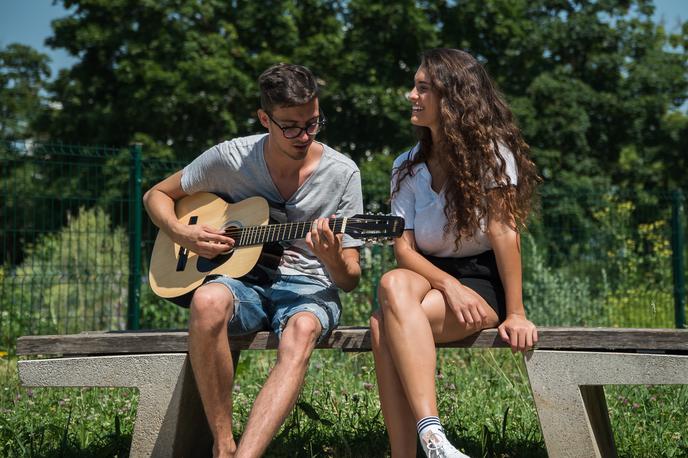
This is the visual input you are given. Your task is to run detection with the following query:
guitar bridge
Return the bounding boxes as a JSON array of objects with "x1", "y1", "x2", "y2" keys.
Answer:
[{"x1": 176, "y1": 216, "x2": 198, "y2": 272}]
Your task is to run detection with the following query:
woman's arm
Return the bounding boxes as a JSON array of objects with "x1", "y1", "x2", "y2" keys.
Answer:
[{"x1": 487, "y1": 212, "x2": 538, "y2": 353}]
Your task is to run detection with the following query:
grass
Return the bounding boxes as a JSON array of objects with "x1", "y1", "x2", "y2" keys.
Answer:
[
  {"x1": 3, "y1": 349, "x2": 687, "y2": 457},
  {"x1": 0, "y1": 359, "x2": 135, "y2": 457},
  {"x1": 608, "y1": 384, "x2": 688, "y2": 457}
]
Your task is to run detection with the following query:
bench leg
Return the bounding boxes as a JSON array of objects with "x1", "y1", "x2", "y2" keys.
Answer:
[
  {"x1": 579, "y1": 384, "x2": 615, "y2": 456},
  {"x1": 524, "y1": 350, "x2": 688, "y2": 458},
  {"x1": 18, "y1": 354, "x2": 212, "y2": 457}
]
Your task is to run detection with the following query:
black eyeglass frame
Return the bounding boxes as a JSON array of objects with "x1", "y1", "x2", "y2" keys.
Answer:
[{"x1": 265, "y1": 110, "x2": 326, "y2": 139}]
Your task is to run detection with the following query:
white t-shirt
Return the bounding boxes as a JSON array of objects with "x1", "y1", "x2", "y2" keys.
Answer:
[{"x1": 390, "y1": 143, "x2": 518, "y2": 258}]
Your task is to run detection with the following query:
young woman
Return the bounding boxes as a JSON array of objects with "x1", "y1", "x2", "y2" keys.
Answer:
[{"x1": 371, "y1": 48, "x2": 540, "y2": 458}]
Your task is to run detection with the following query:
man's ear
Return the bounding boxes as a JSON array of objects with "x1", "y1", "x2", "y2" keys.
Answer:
[{"x1": 257, "y1": 109, "x2": 270, "y2": 129}]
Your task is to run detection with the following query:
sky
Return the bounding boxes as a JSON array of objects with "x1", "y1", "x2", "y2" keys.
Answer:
[{"x1": 0, "y1": 0, "x2": 686, "y2": 80}]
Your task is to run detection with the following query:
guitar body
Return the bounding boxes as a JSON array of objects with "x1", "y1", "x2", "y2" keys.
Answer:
[{"x1": 149, "y1": 193, "x2": 269, "y2": 300}]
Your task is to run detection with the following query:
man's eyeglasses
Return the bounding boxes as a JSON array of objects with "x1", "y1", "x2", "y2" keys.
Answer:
[{"x1": 265, "y1": 111, "x2": 326, "y2": 139}]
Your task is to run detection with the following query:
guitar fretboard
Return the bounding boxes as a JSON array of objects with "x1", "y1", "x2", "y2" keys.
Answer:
[{"x1": 226, "y1": 218, "x2": 347, "y2": 246}]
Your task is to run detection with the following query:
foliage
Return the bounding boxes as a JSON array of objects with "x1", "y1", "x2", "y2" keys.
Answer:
[
  {"x1": 359, "y1": 153, "x2": 394, "y2": 214},
  {"x1": 591, "y1": 196, "x2": 675, "y2": 327},
  {"x1": 0, "y1": 44, "x2": 50, "y2": 140},
  {"x1": 0, "y1": 141, "x2": 129, "y2": 267},
  {"x1": 522, "y1": 190, "x2": 676, "y2": 327},
  {"x1": 1, "y1": 206, "x2": 129, "y2": 350},
  {"x1": 138, "y1": 285, "x2": 189, "y2": 330},
  {"x1": 522, "y1": 234, "x2": 607, "y2": 326},
  {"x1": 16, "y1": 1, "x2": 683, "y2": 186}
]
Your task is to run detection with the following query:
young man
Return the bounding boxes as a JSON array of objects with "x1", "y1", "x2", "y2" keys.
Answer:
[{"x1": 143, "y1": 63, "x2": 363, "y2": 458}]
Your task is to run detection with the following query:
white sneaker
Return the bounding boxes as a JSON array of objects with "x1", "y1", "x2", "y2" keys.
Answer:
[{"x1": 420, "y1": 430, "x2": 471, "y2": 458}]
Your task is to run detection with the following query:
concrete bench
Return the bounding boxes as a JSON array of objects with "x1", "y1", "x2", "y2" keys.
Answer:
[{"x1": 16, "y1": 327, "x2": 688, "y2": 458}]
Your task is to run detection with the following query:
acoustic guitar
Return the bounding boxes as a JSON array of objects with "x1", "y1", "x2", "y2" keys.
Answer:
[{"x1": 149, "y1": 192, "x2": 404, "y2": 303}]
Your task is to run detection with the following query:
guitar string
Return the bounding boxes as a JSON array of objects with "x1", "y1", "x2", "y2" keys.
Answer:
[
  {"x1": 222, "y1": 218, "x2": 374, "y2": 233},
  {"x1": 225, "y1": 220, "x2": 345, "y2": 244},
  {"x1": 222, "y1": 218, "x2": 396, "y2": 245},
  {"x1": 222, "y1": 218, "x2": 381, "y2": 237},
  {"x1": 224, "y1": 222, "x2": 392, "y2": 237}
]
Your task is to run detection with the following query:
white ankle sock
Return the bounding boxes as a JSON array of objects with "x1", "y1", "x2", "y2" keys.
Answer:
[{"x1": 417, "y1": 416, "x2": 444, "y2": 440}]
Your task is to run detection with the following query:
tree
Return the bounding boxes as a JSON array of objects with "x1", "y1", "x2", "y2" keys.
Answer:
[
  {"x1": 31, "y1": 0, "x2": 688, "y2": 215},
  {"x1": 38, "y1": 0, "x2": 346, "y2": 161},
  {"x1": 324, "y1": 0, "x2": 441, "y2": 159},
  {"x1": 0, "y1": 43, "x2": 51, "y2": 139},
  {"x1": 433, "y1": 0, "x2": 687, "y2": 260}
]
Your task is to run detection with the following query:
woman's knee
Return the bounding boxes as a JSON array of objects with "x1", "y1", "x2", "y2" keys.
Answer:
[
  {"x1": 377, "y1": 270, "x2": 423, "y2": 316},
  {"x1": 378, "y1": 271, "x2": 404, "y2": 304},
  {"x1": 189, "y1": 284, "x2": 234, "y2": 331}
]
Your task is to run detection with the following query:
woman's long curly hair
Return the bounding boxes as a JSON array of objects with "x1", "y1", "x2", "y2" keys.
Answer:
[{"x1": 393, "y1": 48, "x2": 540, "y2": 248}]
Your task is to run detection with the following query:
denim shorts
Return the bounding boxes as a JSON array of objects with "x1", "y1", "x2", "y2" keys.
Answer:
[{"x1": 205, "y1": 274, "x2": 342, "y2": 343}]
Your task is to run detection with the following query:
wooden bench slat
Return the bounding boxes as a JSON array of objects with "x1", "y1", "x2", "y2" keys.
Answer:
[{"x1": 15, "y1": 327, "x2": 688, "y2": 356}]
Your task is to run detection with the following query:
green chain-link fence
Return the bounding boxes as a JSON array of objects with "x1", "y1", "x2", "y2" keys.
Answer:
[{"x1": 1, "y1": 141, "x2": 685, "y2": 358}]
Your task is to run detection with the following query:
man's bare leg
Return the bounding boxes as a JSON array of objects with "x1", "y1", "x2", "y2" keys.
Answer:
[
  {"x1": 235, "y1": 312, "x2": 321, "y2": 458},
  {"x1": 189, "y1": 283, "x2": 237, "y2": 458}
]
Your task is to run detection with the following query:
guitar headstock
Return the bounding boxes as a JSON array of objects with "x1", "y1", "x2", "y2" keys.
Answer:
[{"x1": 344, "y1": 214, "x2": 405, "y2": 241}]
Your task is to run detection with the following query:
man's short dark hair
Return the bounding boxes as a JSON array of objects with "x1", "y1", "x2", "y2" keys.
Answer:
[{"x1": 258, "y1": 63, "x2": 319, "y2": 112}]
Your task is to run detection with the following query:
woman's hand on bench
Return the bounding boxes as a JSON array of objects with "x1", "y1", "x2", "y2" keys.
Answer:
[{"x1": 498, "y1": 313, "x2": 538, "y2": 353}]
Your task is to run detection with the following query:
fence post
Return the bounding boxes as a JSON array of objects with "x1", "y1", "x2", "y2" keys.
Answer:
[
  {"x1": 128, "y1": 143, "x2": 143, "y2": 330},
  {"x1": 671, "y1": 189, "x2": 686, "y2": 329}
]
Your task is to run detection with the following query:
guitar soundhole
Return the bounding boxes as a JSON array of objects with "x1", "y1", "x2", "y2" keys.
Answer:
[
  {"x1": 197, "y1": 251, "x2": 233, "y2": 273},
  {"x1": 196, "y1": 222, "x2": 239, "y2": 273}
]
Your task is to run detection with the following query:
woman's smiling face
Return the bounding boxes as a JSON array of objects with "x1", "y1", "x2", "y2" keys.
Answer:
[{"x1": 409, "y1": 66, "x2": 440, "y2": 133}]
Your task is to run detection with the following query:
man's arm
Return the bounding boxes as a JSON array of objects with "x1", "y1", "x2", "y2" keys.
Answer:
[
  {"x1": 143, "y1": 170, "x2": 234, "y2": 258},
  {"x1": 305, "y1": 217, "x2": 361, "y2": 292},
  {"x1": 324, "y1": 246, "x2": 361, "y2": 292}
]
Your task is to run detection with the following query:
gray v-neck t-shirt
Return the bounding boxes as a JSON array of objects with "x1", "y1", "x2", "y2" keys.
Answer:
[{"x1": 181, "y1": 134, "x2": 363, "y2": 286}]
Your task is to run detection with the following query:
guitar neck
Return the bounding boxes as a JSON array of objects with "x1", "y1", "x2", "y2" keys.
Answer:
[{"x1": 227, "y1": 218, "x2": 347, "y2": 247}]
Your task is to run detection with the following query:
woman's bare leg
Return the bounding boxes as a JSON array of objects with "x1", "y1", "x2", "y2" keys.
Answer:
[
  {"x1": 371, "y1": 309, "x2": 417, "y2": 457},
  {"x1": 420, "y1": 289, "x2": 499, "y2": 344},
  {"x1": 377, "y1": 269, "x2": 500, "y2": 420},
  {"x1": 376, "y1": 269, "x2": 439, "y2": 420}
]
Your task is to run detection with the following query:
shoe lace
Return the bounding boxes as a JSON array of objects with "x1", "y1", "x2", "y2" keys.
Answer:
[{"x1": 424, "y1": 433, "x2": 451, "y2": 458}]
